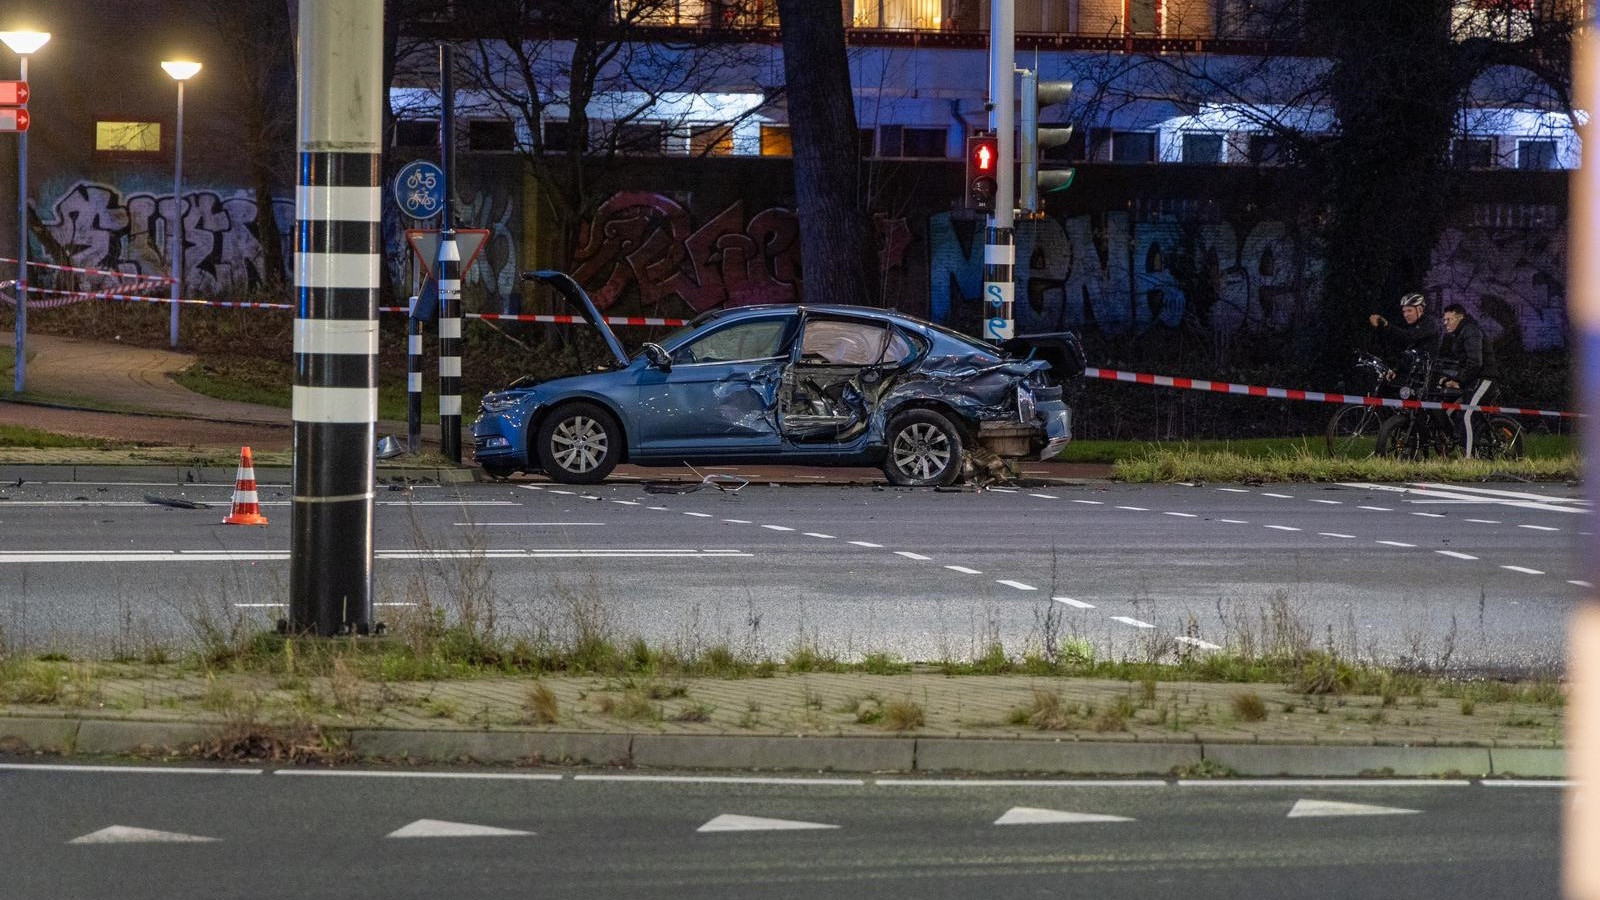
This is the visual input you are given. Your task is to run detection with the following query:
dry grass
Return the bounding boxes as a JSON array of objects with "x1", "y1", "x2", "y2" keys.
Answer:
[
  {"x1": 523, "y1": 682, "x2": 560, "y2": 724},
  {"x1": 1231, "y1": 690, "x2": 1268, "y2": 722}
]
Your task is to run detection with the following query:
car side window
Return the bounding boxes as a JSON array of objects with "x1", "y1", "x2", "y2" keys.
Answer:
[
  {"x1": 673, "y1": 317, "x2": 795, "y2": 364},
  {"x1": 800, "y1": 319, "x2": 919, "y2": 366}
]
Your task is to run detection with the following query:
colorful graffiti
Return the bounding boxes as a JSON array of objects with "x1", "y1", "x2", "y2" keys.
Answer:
[
  {"x1": 40, "y1": 182, "x2": 292, "y2": 295},
  {"x1": 572, "y1": 192, "x2": 802, "y2": 312}
]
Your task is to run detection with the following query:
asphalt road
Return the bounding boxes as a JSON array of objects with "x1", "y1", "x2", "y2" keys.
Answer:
[
  {"x1": 0, "y1": 763, "x2": 1562, "y2": 900},
  {"x1": 0, "y1": 476, "x2": 1583, "y2": 673}
]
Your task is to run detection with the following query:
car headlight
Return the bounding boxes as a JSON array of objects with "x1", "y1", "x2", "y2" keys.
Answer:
[
  {"x1": 480, "y1": 393, "x2": 520, "y2": 413},
  {"x1": 1017, "y1": 383, "x2": 1037, "y2": 423}
]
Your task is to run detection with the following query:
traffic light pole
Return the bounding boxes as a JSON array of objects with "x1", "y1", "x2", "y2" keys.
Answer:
[{"x1": 983, "y1": 0, "x2": 1015, "y2": 343}]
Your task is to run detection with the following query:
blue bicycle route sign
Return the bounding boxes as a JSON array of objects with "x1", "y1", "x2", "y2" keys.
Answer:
[{"x1": 394, "y1": 160, "x2": 445, "y2": 220}]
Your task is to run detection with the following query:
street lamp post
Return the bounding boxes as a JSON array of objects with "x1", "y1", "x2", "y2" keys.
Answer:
[
  {"x1": 0, "y1": 30, "x2": 49, "y2": 393},
  {"x1": 161, "y1": 60, "x2": 200, "y2": 349}
]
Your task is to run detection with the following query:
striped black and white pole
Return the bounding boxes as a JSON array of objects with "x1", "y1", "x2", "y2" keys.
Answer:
[
  {"x1": 437, "y1": 232, "x2": 462, "y2": 462},
  {"x1": 982, "y1": 228, "x2": 1015, "y2": 342},
  {"x1": 289, "y1": 0, "x2": 381, "y2": 637},
  {"x1": 407, "y1": 300, "x2": 423, "y2": 454},
  {"x1": 982, "y1": 0, "x2": 1016, "y2": 343}
]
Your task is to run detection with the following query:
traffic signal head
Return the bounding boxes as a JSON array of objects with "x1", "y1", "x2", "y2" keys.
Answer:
[
  {"x1": 965, "y1": 133, "x2": 999, "y2": 213},
  {"x1": 1021, "y1": 74, "x2": 1075, "y2": 213}
]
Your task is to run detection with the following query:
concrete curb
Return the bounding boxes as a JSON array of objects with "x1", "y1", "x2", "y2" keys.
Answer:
[
  {"x1": 0, "y1": 464, "x2": 476, "y2": 486},
  {"x1": 0, "y1": 717, "x2": 1566, "y2": 777}
]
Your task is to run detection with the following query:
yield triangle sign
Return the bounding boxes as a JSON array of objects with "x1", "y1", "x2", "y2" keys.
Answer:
[
  {"x1": 697, "y1": 814, "x2": 840, "y2": 833},
  {"x1": 69, "y1": 825, "x2": 219, "y2": 844},
  {"x1": 407, "y1": 228, "x2": 491, "y2": 280},
  {"x1": 994, "y1": 807, "x2": 1134, "y2": 826},
  {"x1": 1287, "y1": 799, "x2": 1421, "y2": 818},
  {"x1": 387, "y1": 819, "x2": 534, "y2": 838}
]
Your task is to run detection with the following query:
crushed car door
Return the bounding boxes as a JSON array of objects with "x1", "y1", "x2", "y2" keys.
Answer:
[
  {"x1": 778, "y1": 316, "x2": 922, "y2": 443},
  {"x1": 632, "y1": 313, "x2": 797, "y2": 454}
]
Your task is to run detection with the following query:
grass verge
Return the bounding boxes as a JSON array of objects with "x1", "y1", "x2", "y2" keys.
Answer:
[{"x1": 1113, "y1": 445, "x2": 1580, "y2": 483}]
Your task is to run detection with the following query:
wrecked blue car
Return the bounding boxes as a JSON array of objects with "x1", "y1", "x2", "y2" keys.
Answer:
[{"x1": 471, "y1": 271, "x2": 1082, "y2": 486}]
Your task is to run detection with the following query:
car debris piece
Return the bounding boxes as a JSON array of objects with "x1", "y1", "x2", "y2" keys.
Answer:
[
  {"x1": 143, "y1": 494, "x2": 208, "y2": 510},
  {"x1": 642, "y1": 464, "x2": 750, "y2": 495}
]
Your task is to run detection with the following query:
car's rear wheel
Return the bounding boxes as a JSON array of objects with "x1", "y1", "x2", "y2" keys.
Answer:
[
  {"x1": 536, "y1": 402, "x2": 621, "y2": 484},
  {"x1": 883, "y1": 409, "x2": 964, "y2": 487}
]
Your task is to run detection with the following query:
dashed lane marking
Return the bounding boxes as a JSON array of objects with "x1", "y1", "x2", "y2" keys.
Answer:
[
  {"x1": 612, "y1": 500, "x2": 641, "y2": 506},
  {"x1": 849, "y1": 540, "x2": 884, "y2": 548},
  {"x1": 1053, "y1": 597, "x2": 1095, "y2": 608},
  {"x1": 1262, "y1": 493, "x2": 1294, "y2": 499},
  {"x1": 1216, "y1": 488, "x2": 1251, "y2": 493},
  {"x1": 1502, "y1": 565, "x2": 1546, "y2": 575},
  {"x1": 1164, "y1": 512, "x2": 1198, "y2": 518},
  {"x1": 1411, "y1": 512, "x2": 1447, "y2": 518},
  {"x1": 683, "y1": 512, "x2": 713, "y2": 517},
  {"x1": 1571, "y1": 580, "x2": 1593, "y2": 588},
  {"x1": 945, "y1": 565, "x2": 983, "y2": 575},
  {"x1": 1072, "y1": 500, "x2": 1104, "y2": 505},
  {"x1": 1318, "y1": 533, "x2": 1356, "y2": 539},
  {"x1": 804, "y1": 532, "x2": 836, "y2": 539},
  {"x1": 1465, "y1": 519, "x2": 1501, "y2": 524},
  {"x1": 1436, "y1": 550, "x2": 1479, "y2": 560},
  {"x1": 723, "y1": 519, "x2": 752, "y2": 524},
  {"x1": 1110, "y1": 616, "x2": 1155, "y2": 629},
  {"x1": 1377, "y1": 541, "x2": 1417, "y2": 548},
  {"x1": 1218, "y1": 519, "x2": 1249, "y2": 524},
  {"x1": 455, "y1": 522, "x2": 605, "y2": 526},
  {"x1": 996, "y1": 580, "x2": 1037, "y2": 591},
  {"x1": 1308, "y1": 499, "x2": 1343, "y2": 505},
  {"x1": 761, "y1": 525, "x2": 795, "y2": 532},
  {"x1": 1264, "y1": 525, "x2": 1301, "y2": 532},
  {"x1": 1518, "y1": 524, "x2": 1561, "y2": 532},
  {"x1": 1116, "y1": 506, "x2": 1149, "y2": 511},
  {"x1": 895, "y1": 551, "x2": 932, "y2": 561},
  {"x1": 1359, "y1": 506, "x2": 1392, "y2": 512},
  {"x1": 1175, "y1": 636, "x2": 1222, "y2": 650},
  {"x1": 1029, "y1": 493, "x2": 1059, "y2": 500}
]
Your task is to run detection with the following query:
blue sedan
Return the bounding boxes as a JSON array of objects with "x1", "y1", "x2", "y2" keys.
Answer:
[{"x1": 471, "y1": 271, "x2": 1081, "y2": 486}]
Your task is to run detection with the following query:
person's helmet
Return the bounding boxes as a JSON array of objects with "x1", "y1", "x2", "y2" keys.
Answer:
[{"x1": 1399, "y1": 292, "x2": 1427, "y2": 309}]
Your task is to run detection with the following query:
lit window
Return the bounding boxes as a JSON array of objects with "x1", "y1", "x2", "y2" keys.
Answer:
[
  {"x1": 853, "y1": 0, "x2": 943, "y2": 29},
  {"x1": 760, "y1": 124, "x2": 792, "y2": 156},
  {"x1": 690, "y1": 124, "x2": 734, "y2": 156},
  {"x1": 96, "y1": 121, "x2": 161, "y2": 153}
]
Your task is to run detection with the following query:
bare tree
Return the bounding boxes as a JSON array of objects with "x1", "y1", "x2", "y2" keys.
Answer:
[{"x1": 775, "y1": 0, "x2": 879, "y2": 307}]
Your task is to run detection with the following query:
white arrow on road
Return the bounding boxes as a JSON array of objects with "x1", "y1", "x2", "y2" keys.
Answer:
[
  {"x1": 387, "y1": 819, "x2": 534, "y2": 838},
  {"x1": 1287, "y1": 799, "x2": 1421, "y2": 818},
  {"x1": 697, "y1": 814, "x2": 840, "y2": 833},
  {"x1": 994, "y1": 807, "x2": 1135, "y2": 826},
  {"x1": 69, "y1": 825, "x2": 219, "y2": 844}
]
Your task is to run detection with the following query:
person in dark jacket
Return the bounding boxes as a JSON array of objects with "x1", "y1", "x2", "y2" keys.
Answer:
[
  {"x1": 1438, "y1": 303, "x2": 1500, "y2": 457},
  {"x1": 1369, "y1": 291, "x2": 1443, "y2": 353}
]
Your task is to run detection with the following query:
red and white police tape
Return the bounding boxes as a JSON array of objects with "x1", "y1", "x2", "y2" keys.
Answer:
[
  {"x1": 0, "y1": 257, "x2": 172, "y2": 285},
  {"x1": 1083, "y1": 366, "x2": 1579, "y2": 419}
]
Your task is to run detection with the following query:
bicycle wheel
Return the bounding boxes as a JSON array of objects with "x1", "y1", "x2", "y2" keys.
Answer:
[
  {"x1": 1325, "y1": 404, "x2": 1383, "y2": 457},
  {"x1": 1483, "y1": 416, "x2": 1526, "y2": 460},
  {"x1": 1376, "y1": 413, "x2": 1430, "y2": 460}
]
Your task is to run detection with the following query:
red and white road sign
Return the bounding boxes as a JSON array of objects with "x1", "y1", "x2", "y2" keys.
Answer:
[
  {"x1": 0, "y1": 108, "x2": 29, "y2": 133},
  {"x1": 406, "y1": 229, "x2": 490, "y2": 279},
  {"x1": 0, "y1": 81, "x2": 28, "y2": 106}
]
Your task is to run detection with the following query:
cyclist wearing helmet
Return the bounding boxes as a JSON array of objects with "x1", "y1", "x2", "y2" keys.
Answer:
[{"x1": 1369, "y1": 291, "x2": 1443, "y2": 352}]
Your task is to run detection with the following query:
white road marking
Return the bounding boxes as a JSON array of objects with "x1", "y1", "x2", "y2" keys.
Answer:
[
  {"x1": 1518, "y1": 524, "x2": 1561, "y2": 532},
  {"x1": 1376, "y1": 540, "x2": 1416, "y2": 548},
  {"x1": 804, "y1": 532, "x2": 836, "y2": 539},
  {"x1": 1071, "y1": 500, "x2": 1104, "y2": 505},
  {"x1": 1502, "y1": 565, "x2": 1546, "y2": 575},
  {"x1": 1053, "y1": 597, "x2": 1095, "y2": 609},
  {"x1": 0, "y1": 764, "x2": 261, "y2": 775},
  {"x1": 1286, "y1": 799, "x2": 1420, "y2": 818},
  {"x1": 1481, "y1": 780, "x2": 1573, "y2": 788},
  {"x1": 387, "y1": 819, "x2": 534, "y2": 838},
  {"x1": 1174, "y1": 636, "x2": 1222, "y2": 650},
  {"x1": 576, "y1": 775, "x2": 863, "y2": 786},
  {"x1": 1110, "y1": 616, "x2": 1155, "y2": 629},
  {"x1": 1216, "y1": 488, "x2": 1251, "y2": 493},
  {"x1": 723, "y1": 519, "x2": 752, "y2": 524},
  {"x1": 945, "y1": 565, "x2": 983, "y2": 575},
  {"x1": 1318, "y1": 533, "x2": 1356, "y2": 539},
  {"x1": 877, "y1": 779, "x2": 1167, "y2": 788},
  {"x1": 1414, "y1": 483, "x2": 1589, "y2": 505},
  {"x1": 1570, "y1": 580, "x2": 1593, "y2": 588},
  {"x1": 1436, "y1": 551, "x2": 1479, "y2": 560},
  {"x1": 1411, "y1": 512, "x2": 1447, "y2": 518},
  {"x1": 547, "y1": 490, "x2": 574, "y2": 495},
  {"x1": 234, "y1": 603, "x2": 285, "y2": 608},
  {"x1": 994, "y1": 807, "x2": 1134, "y2": 826},
  {"x1": 1029, "y1": 493, "x2": 1058, "y2": 500},
  {"x1": 69, "y1": 826, "x2": 219, "y2": 845},
  {"x1": 698, "y1": 814, "x2": 840, "y2": 833},
  {"x1": 1263, "y1": 525, "x2": 1301, "y2": 532},
  {"x1": 275, "y1": 770, "x2": 562, "y2": 781},
  {"x1": 612, "y1": 500, "x2": 641, "y2": 506},
  {"x1": 1345, "y1": 482, "x2": 1588, "y2": 515},
  {"x1": 1359, "y1": 506, "x2": 1392, "y2": 512},
  {"x1": 895, "y1": 551, "x2": 932, "y2": 561},
  {"x1": 1164, "y1": 512, "x2": 1198, "y2": 518},
  {"x1": 1218, "y1": 519, "x2": 1249, "y2": 524},
  {"x1": 988, "y1": 488, "x2": 1018, "y2": 493},
  {"x1": 1180, "y1": 779, "x2": 1469, "y2": 788},
  {"x1": 456, "y1": 522, "x2": 605, "y2": 526},
  {"x1": 648, "y1": 506, "x2": 670, "y2": 511},
  {"x1": 1262, "y1": 493, "x2": 1294, "y2": 499},
  {"x1": 849, "y1": 540, "x2": 884, "y2": 548},
  {"x1": 1465, "y1": 519, "x2": 1501, "y2": 524},
  {"x1": 1116, "y1": 506, "x2": 1149, "y2": 511},
  {"x1": 1308, "y1": 499, "x2": 1343, "y2": 505},
  {"x1": 761, "y1": 525, "x2": 795, "y2": 532},
  {"x1": 683, "y1": 512, "x2": 713, "y2": 518},
  {"x1": 996, "y1": 580, "x2": 1037, "y2": 591}
]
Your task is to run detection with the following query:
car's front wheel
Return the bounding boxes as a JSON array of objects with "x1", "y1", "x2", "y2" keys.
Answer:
[
  {"x1": 536, "y1": 402, "x2": 621, "y2": 484},
  {"x1": 883, "y1": 409, "x2": 964, "y2": 487}
]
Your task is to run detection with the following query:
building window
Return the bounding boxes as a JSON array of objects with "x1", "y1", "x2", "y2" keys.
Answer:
[
  {"x1": 878, "y1": 125, "x2": 947, "y2": 158},
  {"x1": 1181, "y1": 133, "x2": 1223, "y2": 164},
  {"x1": 1247, "y1": 134, "x2": 1283, "y2": 165},
  {"x1": 1127, "y1": 0, "x2": 1159, "y2": 34},
  {"x1": 1452, "y1": 137, "x2": 1495, "y2": 169},
  {"x1": 394, "y1": 119, "x2": 437, "y2": 148},
  {"x1": 853, "y1": 0, "x2": 944, "y2": 30},
  {"x1": 1111, "y1": 131, "x2": 1157, "y2": 163},
  {"x1": 96, "y1": 121, "x2": 161, "y2": 153},
  {"x1": 690, "y1": 124, "x2": 735, "y2": 156},
  {"x1": 468, "y1": 120, "x2": 516, "y2": 152},
  {"x1": 1518, "y1": 139, "x2": 1557, "y2": 170},
  {"x1": 760, "y1": 124, "x2": 793, "y2": 156},
  {"x1": 613, "y1": 122, "x2": 668, "y2": 154},
  {"x1": 543, "y1": 120, "x2": 582, "y2": 153}
]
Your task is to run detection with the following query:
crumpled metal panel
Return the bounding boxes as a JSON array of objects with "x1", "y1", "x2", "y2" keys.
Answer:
[{"x1": 711, "y1": 361, "x2": 784, "y2": 435}]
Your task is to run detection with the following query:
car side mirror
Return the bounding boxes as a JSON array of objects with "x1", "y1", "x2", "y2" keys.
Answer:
[{"x1": 642, "y1": 342, "x2": 671, "y2": 372}]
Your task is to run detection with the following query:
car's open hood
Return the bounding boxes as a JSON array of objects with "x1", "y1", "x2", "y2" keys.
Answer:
[{"x1": 523, "y1": 270, "x2": 630, "y2": 368}]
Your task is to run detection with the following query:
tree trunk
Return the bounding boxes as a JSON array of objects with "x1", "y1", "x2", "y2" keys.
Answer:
[{"x1": 776, "y1": 0, "x2": 879, "y2": 307}]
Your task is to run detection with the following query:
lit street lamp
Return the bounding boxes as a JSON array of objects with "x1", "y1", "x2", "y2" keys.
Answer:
[
  {"x1": 0, "y1": 29, "x2": 48, "y2": 393},
  {"x1": 161, "y1": 60, "x2": 200, "y2": 349}
]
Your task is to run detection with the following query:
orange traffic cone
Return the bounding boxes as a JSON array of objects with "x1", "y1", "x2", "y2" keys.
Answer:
[{"x1": 223, "y1": 446, "x2": 269, "y2": 526}]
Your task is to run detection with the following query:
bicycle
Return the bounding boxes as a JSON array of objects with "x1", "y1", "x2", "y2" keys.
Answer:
[
  {"x1": 1324, "y1": 350, "x2": 1395, "y2": 457},
  {"x1": 1372, "y1": 352, "x2": 1525, "y2": 461}
]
